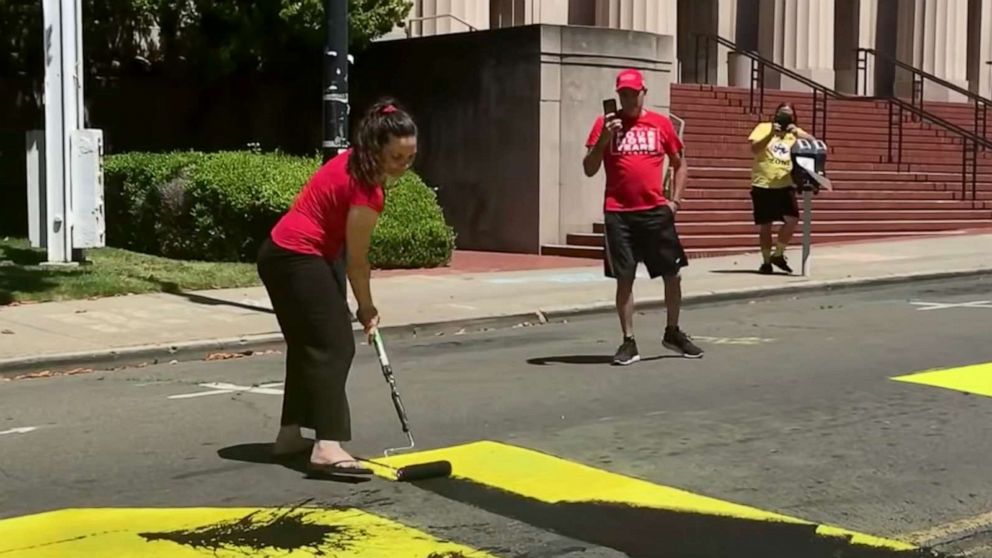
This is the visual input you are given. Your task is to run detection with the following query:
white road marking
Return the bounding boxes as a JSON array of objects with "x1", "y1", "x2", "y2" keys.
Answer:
[
  {"x1": 0, "y1": 426, "x2": 38, "y2": 436},
  {"x1": 692, "y1": 336, "x2": 776, "y2": 345},
  {"x1": 168, "y1": 382, "x2": 285, "y2": 400},
  {"x1": 910, "y1": 300, "x2": 992, "y2": 311}
]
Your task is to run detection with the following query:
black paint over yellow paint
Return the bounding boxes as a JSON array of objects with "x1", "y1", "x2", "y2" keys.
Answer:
[
  {"x1": 414, "y1": 478, "x2": 945, "y2": 558},
  {"x1": 139, "y1": 505, "x2": 361, "y2": 554}
]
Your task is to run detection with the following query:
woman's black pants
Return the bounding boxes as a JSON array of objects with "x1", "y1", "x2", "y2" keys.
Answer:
[{"x1": 256, "y1": 238, "x2": 355, "y2": 441}]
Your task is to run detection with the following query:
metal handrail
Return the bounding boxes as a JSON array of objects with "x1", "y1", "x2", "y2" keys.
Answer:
[
  {"x1": 690, "y1": 32, "x2": 990, "y2": 200},
  {"x1": 856, "y1": 48, "x2": 990, "y2": 142},
  {"x1": 664, "y1": 113, "x2": 685, "y2": 198},
  {"x1": 885, "y1": 96, "x2": 992, "y2": 201},
  {"x1": 404, "y1": 14, "x2": 478, "y2": 38},
  {"x1": 693, "y1": 32, "x2": 850, "y2": 141}
]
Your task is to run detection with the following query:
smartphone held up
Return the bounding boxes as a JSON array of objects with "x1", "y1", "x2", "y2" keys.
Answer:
[{"x1": 603, "y1": 98, "x2": 618, "y2": 117}]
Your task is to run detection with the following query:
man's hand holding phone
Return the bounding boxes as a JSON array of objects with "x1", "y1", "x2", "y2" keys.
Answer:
[{"x1": 600, "y1": 98, "x2": 623, "y2": 144}]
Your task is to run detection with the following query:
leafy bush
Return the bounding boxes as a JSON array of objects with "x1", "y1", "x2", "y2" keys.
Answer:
[
  {"x1": 104, "y1": 150, "x2": 455, "y2": 269},
  {"x1": 371, "y1": 172, "x2": 456, "y2": 269}
]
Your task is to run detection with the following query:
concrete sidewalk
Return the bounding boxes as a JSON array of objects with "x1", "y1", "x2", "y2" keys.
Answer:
[{"x1": 1, "y1": 233, "x2": 990, "y2": 376}]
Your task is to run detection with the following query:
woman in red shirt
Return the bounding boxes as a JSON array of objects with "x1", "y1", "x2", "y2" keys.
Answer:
[{"x1": 256, "y1": 99, "x2": 417, "y2": 476}]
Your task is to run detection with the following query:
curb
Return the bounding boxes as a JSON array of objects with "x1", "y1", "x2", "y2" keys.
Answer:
[{"x1": 2, "y1": 267, "x2": 989, "y2": 378}]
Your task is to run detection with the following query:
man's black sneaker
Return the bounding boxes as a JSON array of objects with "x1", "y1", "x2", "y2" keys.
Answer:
[
  {"x1": 663, "y1": 327, "x2": 704, "y2": 358},
  {"x1": 613, "y1": 337, "x2": 640, "y2": 366},
  {"x1": 770, "y1": 254, "x2": 793, "y2": 274},
  {"x1": 759, "y1": 262, "x2": 773, "y2": 274}
]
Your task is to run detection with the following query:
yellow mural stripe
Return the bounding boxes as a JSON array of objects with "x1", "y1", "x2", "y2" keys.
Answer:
[
  {"x1": 372, "y1": 441, "x2": 916, "y2": 552},
  {"x1": 892, "y1": 362, "x2": 992, "y2": 398},
  {"x1": 0, "y1": 507, "x2": 496, "y2": 558}
]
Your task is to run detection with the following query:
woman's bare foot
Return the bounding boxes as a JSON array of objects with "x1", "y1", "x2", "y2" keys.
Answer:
[
  {"x1": 310, "y1": 440, "x2": 368, "y2": 471},
  {"x1": 272, "y1": 425, "x2": 312, "y2": 456}
]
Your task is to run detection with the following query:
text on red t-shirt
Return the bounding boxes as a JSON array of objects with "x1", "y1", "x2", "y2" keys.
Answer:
[{"x1": 585, "y1": 110, "x2": 683, "y2": 212}]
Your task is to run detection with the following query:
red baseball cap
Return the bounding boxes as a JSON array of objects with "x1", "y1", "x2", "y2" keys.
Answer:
[{"x1": 615, "y1": 68, "x2": 645, "y2": 91}]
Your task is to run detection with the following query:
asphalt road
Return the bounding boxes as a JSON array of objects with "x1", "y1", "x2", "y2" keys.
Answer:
[{"x1": 2, "y1": 275, "x2": 992, "y2": 557}]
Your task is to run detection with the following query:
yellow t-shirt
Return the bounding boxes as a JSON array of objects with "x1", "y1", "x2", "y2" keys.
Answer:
[{"x1": 749, "y1": 122, "x2": 805, "y2": 189}]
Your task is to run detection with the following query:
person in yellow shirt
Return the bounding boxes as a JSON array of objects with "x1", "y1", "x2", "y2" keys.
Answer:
[{"x1": 747, "y1": 102, "x2": 815, "y2": 274}]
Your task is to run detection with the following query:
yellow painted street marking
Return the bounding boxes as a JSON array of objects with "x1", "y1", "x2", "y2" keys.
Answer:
[
  {"x1": 372, "y1": 441, "x2": 915, "y2": 552},
  {"x1": 892, "y1": 362, "x2": 992, "y2": 398},
  {"x1": 0, "y1": 507, "x2": 495, "y2": 557}
]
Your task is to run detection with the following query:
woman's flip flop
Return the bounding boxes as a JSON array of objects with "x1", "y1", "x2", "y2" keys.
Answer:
[{"x1": 307, "y1": 460, "x2": 373, "y2": 476}]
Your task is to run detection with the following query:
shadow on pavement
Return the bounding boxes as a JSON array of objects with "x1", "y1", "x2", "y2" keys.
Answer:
[
  {"x1": 408, "y1": 478, "x2": 941, "y2": 558},
  {"x1": 156, "y1": 282, "x2": 276, "y2": 314},
  {"x1": 527, "y1": 355, "x2": 674, "y2": 365},
  {"x1": 709, "y1": 269, "x2": 790, "y2": 276},
  {"x1": 217, "y1": 442, "x2": 370, "y2": 484}
]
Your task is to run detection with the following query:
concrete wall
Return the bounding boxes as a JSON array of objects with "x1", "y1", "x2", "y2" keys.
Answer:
[
  {"x1": 354, "y1": 24, "x2": 676, "y2": 254},
  {"x1": 352, "y1": 26, "x2": 541, "y2": 254},
  {"x1": 543, "y1": 26, "x2": 675, "y2": 247}
]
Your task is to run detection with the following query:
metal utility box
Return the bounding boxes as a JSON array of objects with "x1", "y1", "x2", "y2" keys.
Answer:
[
  {"x1": 25, "y1": 127, "x2": 106, "y2": 257},
  {"x1": 70, "y1": 129, "x2": 105, "y2": 249}
]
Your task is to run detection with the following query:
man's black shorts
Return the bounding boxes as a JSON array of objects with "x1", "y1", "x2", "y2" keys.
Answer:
[
  {"x1": 603, "y1": 205, "x2": 688, "y2": 280},
  {"x1": 750, "y1": 186, "x2": 799, "y2": 225}
]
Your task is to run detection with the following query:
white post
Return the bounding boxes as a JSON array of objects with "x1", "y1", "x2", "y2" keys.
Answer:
[
  {"x1": 40, "y1": 0, "x2": 84, "y2": 265},
  {"x1": 25, "y1": 131, "x2": 47, "y2": 249},
  {"x1": 43, "y1": 0, "x2": 68, "y2": 263},
  {"x1": 74, "y1": 0, "x2": 84, "y2": 127}
]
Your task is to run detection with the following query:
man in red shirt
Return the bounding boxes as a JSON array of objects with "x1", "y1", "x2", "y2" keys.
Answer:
[{"x1": 583, "y1": 68, "x2": 703, "y2": 365}]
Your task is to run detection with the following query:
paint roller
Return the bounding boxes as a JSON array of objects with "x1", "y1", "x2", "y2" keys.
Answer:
[{"x1": 365, "y1": 330, "x2": 452, "y2": 482}]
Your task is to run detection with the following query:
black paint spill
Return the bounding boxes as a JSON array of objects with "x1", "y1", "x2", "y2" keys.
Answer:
[
  {"x1": 139, "y1": 505, "x2": 364, "y2": 555},
  {"x1": 413, "y1": 478, "x2": 947, "y2": 558}
]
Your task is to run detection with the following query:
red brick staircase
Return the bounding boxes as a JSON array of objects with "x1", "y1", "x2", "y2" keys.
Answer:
[{"x1": 542, "y1": 84, "x2": 992, "y2": 259}]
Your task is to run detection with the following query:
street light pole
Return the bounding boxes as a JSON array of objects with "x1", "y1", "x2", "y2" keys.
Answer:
[
  {"x1": 323, "y1": 0, "x2": 349, "y2": 163},
  {"x1": 324, "y1": 0, "x2": 350, "y2": 301}
]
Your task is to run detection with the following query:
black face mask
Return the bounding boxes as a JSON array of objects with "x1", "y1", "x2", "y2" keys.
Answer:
[{"x1": 775, "y1": 112, "x2": 793, "y2": 128}]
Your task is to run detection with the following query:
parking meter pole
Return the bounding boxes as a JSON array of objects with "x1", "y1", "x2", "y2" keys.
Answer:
[
  {"x1": 801, "y1": 188, "x2": 813, "y2": 276},
  {"x1": 791, "y1": 137, "x2": 829, "y2": 278}
]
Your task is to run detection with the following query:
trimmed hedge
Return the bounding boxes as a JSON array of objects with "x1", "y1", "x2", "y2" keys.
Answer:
[{"x1": 104, "y1": 151, "x2": 455, "y2": 269}]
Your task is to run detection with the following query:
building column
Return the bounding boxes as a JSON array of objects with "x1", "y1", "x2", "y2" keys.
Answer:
[
  {"x1": 834, "y1": 0, "x2": 873, "y2": 95},
  {"x1": 768, "y1": 0, "x2": 836, "y2": 90},
  {"x1": 911, "y1": 0, "x2": 969, "y2": 101},
  {"x1": 492, "y1": 0, "x2": 568, "y2": 27},
  {"x1": 595, "y1": 0, "x2": 679, "y2": 37},
  {"x1": 856, "y1": 0, "x2": 878, "y2": 95},
  {"x1": 718, "y1": 0, "x2": 739, "y2": 86},
  {"x1": 978, "y1": 0, "x2": 992, "y2": 99},
  {"x1": 528, "y1": 0, "x2": 569, "y2": 24},
  {"x1": 409, "y1": 0, "x2": 490, "y2": 37}
]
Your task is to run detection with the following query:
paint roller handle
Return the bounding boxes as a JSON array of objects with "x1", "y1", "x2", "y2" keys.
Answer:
[
  {"x1": 371, "y1": 329, "x2": 388, "y2": 364},
  {"x1": 390, "y1": 388, "x2": 411, "y2": 434},
  {"x1": 371, "y1": 330, "x2": 412, "y2": 433}
]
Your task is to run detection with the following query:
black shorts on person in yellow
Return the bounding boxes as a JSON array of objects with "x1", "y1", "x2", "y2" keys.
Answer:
[{"x1": 750, "y1": 186, "x2": 799, "y2": 225}]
